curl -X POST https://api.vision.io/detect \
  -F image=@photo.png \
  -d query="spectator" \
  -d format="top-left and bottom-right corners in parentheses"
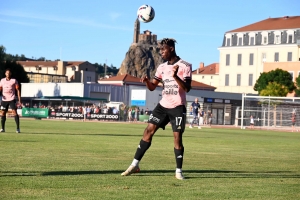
top-left (198, 109), bottom-right (203, 127)
top-left (292, 112), bottom-right (297, 132)
top-left (113, 107), bottom-right (118, 114)
top-left (82, 106), bottom-right (87, 122)
top-left (208, 111), bottom-right (212, 126)
top-left (131, 108), bottom-right (135, 122)
top-left (145, 108), bottom-right (149, 115)
top-left (128, 108), bottom-right (132, 122)
top-left (203, 111), bottom-right (207, 125)
top-left (189, 98), bottom-right (200, 128)
top-left (250, 115), bottom-right (254, 129)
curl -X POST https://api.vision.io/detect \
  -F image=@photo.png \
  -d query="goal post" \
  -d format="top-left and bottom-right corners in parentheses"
top-left (239, 94), bottom-right (300, 130)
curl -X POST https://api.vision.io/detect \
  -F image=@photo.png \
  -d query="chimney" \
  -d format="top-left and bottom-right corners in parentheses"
top-left (196, 69), bottom-right (199, 74)
top-left (199, 62), bottom-right (204, 69)
top-left (215, 63), bottom-right (219, 74)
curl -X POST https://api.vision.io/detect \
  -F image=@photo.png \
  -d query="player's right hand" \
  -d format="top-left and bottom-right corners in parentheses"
top-left (140, 76), bottom-right (149, 83)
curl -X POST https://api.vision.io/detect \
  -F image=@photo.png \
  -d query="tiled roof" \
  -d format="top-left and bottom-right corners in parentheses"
top-left (99, 74), bottom-right (142, 83)
top-left (191, 80), bottom-right (216, 90)
top-left (17, 61), bottom-right (86, 66)
top-left (227, 16), bottom-right (300, 33)
top-left (99, 74), bottom-right (215, 90)
top-left (17, 61), bottom-right (58, 66)
top-left (67, 61), bottom-right (85, 66)
top-left (192, 63), bottom-right (218, 75)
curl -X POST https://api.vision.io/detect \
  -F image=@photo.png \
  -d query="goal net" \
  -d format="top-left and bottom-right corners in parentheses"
top-left (238, 94), bottom-right (300, 130)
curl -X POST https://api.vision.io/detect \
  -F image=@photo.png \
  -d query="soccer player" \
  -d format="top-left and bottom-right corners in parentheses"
top-left (0, 69), bottom-right (21, 133)
top-left (189, 98), bottom-right (200, 128)
top-left (121, 38), bottom-right (192, 180)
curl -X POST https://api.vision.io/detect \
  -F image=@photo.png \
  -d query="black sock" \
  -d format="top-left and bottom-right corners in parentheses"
top-left (134, 139), bottom-right (151, 161)
top-left (14, 115), bottom-right (20, 129)
top-left (1, 116), bottom-right (6, 130)
top-left (174, 147), bottom-right (184, 169)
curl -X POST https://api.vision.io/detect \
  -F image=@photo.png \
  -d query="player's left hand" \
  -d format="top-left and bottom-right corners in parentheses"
top-left (172, 65), bottom-right (179, 77)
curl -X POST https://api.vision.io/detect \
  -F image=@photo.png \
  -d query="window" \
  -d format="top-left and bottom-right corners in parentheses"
top-left (237, 54), bottom-right (242, 66)
top-left (276, 35), bottom-right (280, 43)
top-left (287, 30), bottom-right (295, 43)
top-left (226, 54), bottom-right (230, 66)
top-left (287, 52), bottom-right (292, 61)
top-left (225, 74), bottom-right (229, 86)
top-left (249, 74), bottom-right (253, 86)
top-left (250, 37), bottom-right (254, 45)
top-left (274, 31), bottom-right (281, 44)
top-left (238, 37), bottom-right (242, 46)
top-left (202, 76), bottom-right (204, 79)
top-left (262, 31), bottom-right (268, 45)
top-left (237, 74), bottom-right (241, 86)
top-left (288, 71), bottom-right (294, 81)
top-left (249, 33), bottom-right (256, 45)
top-left (225, 33), bottom-right (232, 47)
top-left (237, 33), bottom-right (243, 46)
top-left (249, 53), bottom-right (254, 65)
top-left (211, 76), bottom-right (213, 79)
top-left (288, 35), bottom-right (293, 43)
top-left (262, 53), bottom-right (266, 62)
top-left (226, 38), bottom-right (231, 46)
top-left (263, 36), bottom-right (267, 44)
top-left (274, 52), bottom-right (279, 62)
top-left (87, 76), bottom-right (91, 82)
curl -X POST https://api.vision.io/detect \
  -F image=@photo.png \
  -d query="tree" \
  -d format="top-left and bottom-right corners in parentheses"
top-left (0, 61), bottom-right (30, 84)
top-left (260, 82), bottom-right (289, 97)
top-left (0, 45), bottom-right (5, 67)
top-left (254, 68), bottom-right (296, 95)
top-left (295, 75), bottom-right (300, 96)
top-left (0, 45), bottom-right (29, 85)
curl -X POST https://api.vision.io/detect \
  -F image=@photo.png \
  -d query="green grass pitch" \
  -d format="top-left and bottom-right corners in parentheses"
top-left (0, 119), bottom-right (299, 200)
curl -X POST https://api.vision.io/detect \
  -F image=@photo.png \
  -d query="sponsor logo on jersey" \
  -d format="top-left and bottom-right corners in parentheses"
top-left (162, 89), bottom-right (178, 95)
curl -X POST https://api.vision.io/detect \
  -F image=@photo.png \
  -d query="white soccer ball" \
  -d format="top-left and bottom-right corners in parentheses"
top-left (137, 5), bottom-right (155, 23)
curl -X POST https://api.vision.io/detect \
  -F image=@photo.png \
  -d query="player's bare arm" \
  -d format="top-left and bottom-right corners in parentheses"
top-left (15, 84), bottom-right (21, 104)
top-left (172, 65), bottom-right (191, 92)
top-left (140, 76), bottom-right (159, 91)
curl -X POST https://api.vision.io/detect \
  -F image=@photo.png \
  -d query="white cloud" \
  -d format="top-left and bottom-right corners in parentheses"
top-left (0, 10), bottom-right (131, 31)
top-left (109, 12), bottom-right (121, 21)
top-left (0, 19), bottom-right (37, 26)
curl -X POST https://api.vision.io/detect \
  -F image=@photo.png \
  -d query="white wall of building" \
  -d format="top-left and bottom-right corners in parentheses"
top-left (21, 83), bottom-right (84, 97)
top-left (217, 44), bottom-right (299, 94)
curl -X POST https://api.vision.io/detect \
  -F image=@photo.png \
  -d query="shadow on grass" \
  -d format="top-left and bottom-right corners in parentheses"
top-left (1, 170), bottom-right (299, 178)
top-left (24, 133), bottom-right (194, 138)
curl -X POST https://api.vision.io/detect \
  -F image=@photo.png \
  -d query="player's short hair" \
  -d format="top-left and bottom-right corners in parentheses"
top-left (160, 38), bottom-right (177, 47)
top-left (5, 68), bottom-right (11, 73)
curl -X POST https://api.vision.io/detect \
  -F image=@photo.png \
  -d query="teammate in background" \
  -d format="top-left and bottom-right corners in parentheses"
top-left (189, 98), bottom-right (200, 128)
top-left (249, 115), bottom-right (254, 129)
top-left (121, 38), bottom-right (192, 180)
top-left (0, 69), bottom-right (21, 133)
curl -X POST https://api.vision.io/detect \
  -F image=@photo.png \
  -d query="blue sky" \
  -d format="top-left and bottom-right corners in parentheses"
top-left (0, 0), bottom-right (299, 70)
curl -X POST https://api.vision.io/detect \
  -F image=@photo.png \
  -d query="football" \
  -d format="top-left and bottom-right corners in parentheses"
top-left (137, 5), bottom-right (155, 23)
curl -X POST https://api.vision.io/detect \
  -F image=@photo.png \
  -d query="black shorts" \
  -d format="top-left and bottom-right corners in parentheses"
top-left (149, 103), bottom-right (186, 133)
top-left (1, 100), bottom-right (16, 111)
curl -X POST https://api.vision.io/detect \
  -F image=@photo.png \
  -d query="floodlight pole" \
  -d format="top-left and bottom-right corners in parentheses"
top-left (241, 93), bottom-right (245, 129)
